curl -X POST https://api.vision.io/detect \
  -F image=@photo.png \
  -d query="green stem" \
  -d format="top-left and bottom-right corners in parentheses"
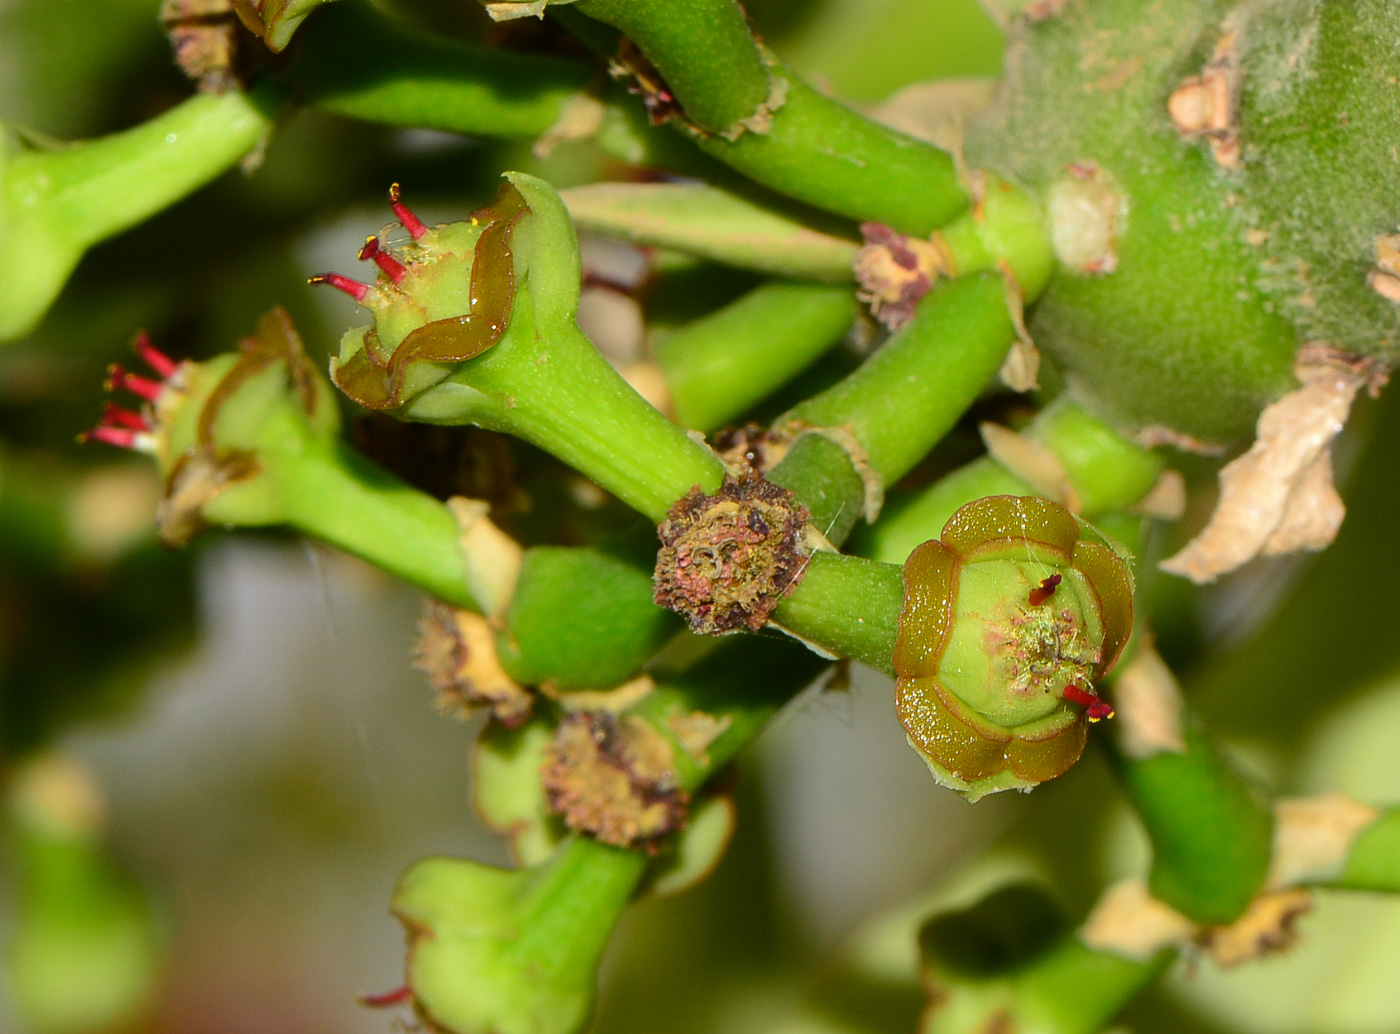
top-left (855, 400), bottom-right (1164, 564)
top-left (781, 273), bottom-right (1013, 486)
top-left (1108, 718), bottom-right (1274, 925)
top-left (655, 281), bottom-right (855, 433)
top-left (416, 294), bottom-right (724, 523)
top-left (293, 1), bottom-right (594, 138)
top-left (770, 552), bottom-right (902, 674)
top-left (574, 0), bottom-right (770, 135)
top-left (2, 89), bottom-right (278, 340)
top-left (273, 441), bottom-right (477, 610)
top-left (1334, 807), bottom-right (1400, 893)
top-left (687, 66), bottom-right (968, 235)
top-left (560, 182), bottom-right (858, 282)
top-left (923, 937), bottom-right (1169, 1034)
top-left (512, 835), bottom-right (649, 984)
top-left (630, 635), bottom-right (830, 790)
top-left (498, 530), bottom-right (681, 692)
top-left (939, 177), bottom-right (1055, 301)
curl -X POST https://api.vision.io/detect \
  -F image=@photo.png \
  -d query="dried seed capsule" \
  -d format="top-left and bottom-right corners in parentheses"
top-left (894, 495), bottom-right (1134, 800)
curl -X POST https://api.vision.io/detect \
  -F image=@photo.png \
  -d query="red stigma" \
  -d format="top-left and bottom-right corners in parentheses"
top-left (358, 236), bottom-right (408, 284)
top-left (1028, 573), bottom-right (1062, 606)
top-left (79, 425), bottom-right (149, 451)
top-left (1062, 684), bottom-right (1114, 722)
top-left (308, 272), bottom-right (370, 302)
top-left (132, 330), bottom-right (179, 379)
top-left (388, 182), bottom-right (428, 240)
top-left (358, 986), bottom-right (414, 1008)
top-left (100, 402), bottom-right (150, 431)
top-left (105, 364), bottom-right (164, 403)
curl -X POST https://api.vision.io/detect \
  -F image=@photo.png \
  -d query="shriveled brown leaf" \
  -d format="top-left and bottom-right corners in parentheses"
top-left (1161, 350), bottom-right (1378, 583)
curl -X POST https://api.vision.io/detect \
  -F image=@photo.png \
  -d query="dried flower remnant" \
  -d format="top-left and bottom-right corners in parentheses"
top-left (415, 601), bottom-right (533, 728)
top-left (541, 711), bottom-right (689, 850)
top-left (853, 221), bottom-right (950, 331)
top-left (1161, 346), bottom-right (1385, 583)
top-left (894, 496), bottom-right (1134, 800)
top-left (1202, 888), bottom-right (1313, 967)
top-left (654, 474), bottom-right (809, 635)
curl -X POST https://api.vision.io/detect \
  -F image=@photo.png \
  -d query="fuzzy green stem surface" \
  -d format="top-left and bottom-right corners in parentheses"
top-left (656, 281), bottom-right (855, 433)
top-left (574, 0), bottom-right (770, 135)
top-left (2, 89), bottom-right (277, 340)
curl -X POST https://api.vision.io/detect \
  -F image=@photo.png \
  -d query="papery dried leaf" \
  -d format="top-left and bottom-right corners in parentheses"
top-left (1161, 352), bottom-right (1374, 583)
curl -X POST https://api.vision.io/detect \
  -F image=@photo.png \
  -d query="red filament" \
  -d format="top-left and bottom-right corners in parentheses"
top-left (358, 986), bottom-right (414, 1008)
top-left (100, 402), bottom-right (150, 431)
top-left (79, 425), bottom-right (146, 450)
top-left (308, 272), bottom-right (370, 302)
top-left (132, 331), bottom-right (179, 379)
top-left (388, 182), bottom-right (428, 240)
top-left (358, 236), bottom-right (407, 284)
top-left (1062, 683), bottom-right (1114, 721)
top-left (106, 364), bottom-right (164, 403)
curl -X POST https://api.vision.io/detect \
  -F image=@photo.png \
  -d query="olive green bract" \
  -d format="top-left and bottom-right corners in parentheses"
top-left (894, 496), bottom-right (1134, 801)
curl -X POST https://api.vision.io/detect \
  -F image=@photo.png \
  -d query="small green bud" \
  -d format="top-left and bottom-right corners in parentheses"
top-left (894, 495), bottom-right (1133, 801)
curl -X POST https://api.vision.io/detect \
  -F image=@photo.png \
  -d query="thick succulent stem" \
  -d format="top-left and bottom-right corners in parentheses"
top-left (655, 281), bottom-right (855, 433)
top-left (781, 273), bottom-right (1014, 486)
top-left (2, 89), bottom-right (278, 340)
top-left (1108, 718), bottom-right (1274, 926)
top-left (573, 0), bottom-right (771, 136)
top-left (294, 1), bottom-right (594, 138)
top-left (272, 442), bottom-right (479, 610)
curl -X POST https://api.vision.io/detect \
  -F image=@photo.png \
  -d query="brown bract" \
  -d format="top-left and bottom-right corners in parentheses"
top-left (653, 474), bottom-right (809, 635)
top-left (541, 712), bottom-right (688, 850)
top-left (414, 601), bottom-right (533, 728)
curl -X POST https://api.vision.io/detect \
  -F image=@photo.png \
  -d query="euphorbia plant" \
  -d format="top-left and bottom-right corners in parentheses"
top-left (7, 1), bottom-right (1400, 1033)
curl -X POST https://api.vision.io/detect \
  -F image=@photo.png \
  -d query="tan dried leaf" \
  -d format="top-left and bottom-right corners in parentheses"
top-left (447, 496), bottom-right (522, 621)
top-left (1160, 352), bottom-right (1372, 583)
top-left (1081, 879), bottom-right (1198, 961)
top-left (1203, 888), bottom-right (1313, 967)
top-left (1268, 792), bottom-right (1380, 889)
top-left (668, 710), bottom-right (733, 767)
top-left (1113, 645), bottom-right (1186, 759)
